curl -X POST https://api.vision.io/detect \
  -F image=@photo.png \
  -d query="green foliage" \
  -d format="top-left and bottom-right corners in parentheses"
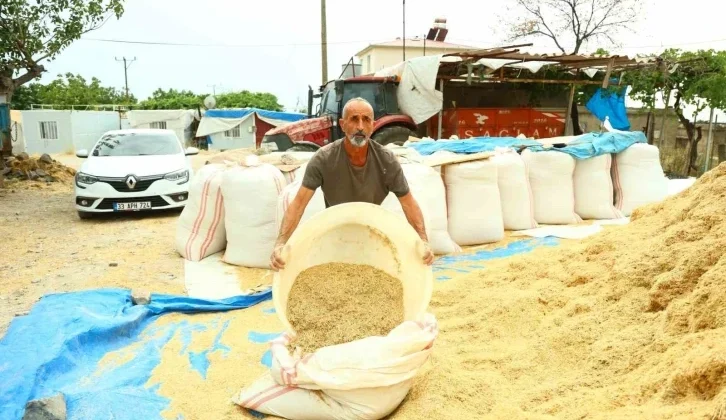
top-left (626, 49), bottom-right (726, 117)
top-left (138, 89), bottom-right (206, 110)
top-left (0, 0), bottom-right (125, 91)
top-left (10, 73), bottom-right (131, 109)
top-left (215, 91), bottom-right (283, 111)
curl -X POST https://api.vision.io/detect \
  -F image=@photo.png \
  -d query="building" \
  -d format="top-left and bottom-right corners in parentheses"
top-left (355, 18), bottom-right (475, 74)
top-left (196, 109), bottom-right (306, 151)
top-left (10, 110), bottom-right (120, 155)
top-left (127, 110), bottom-right (200, 146)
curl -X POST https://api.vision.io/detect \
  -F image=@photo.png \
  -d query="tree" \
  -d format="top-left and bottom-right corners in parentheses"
top-left (138, 88), bottom-right (205, 110)
top-left (10, 73), bottom-right (131, 109)
top-left (0, 0), bottom-right (125, 150)
top-left (504, 0), bottom-right (643, 134)
top-left (627, 49), bottom-right (726, 176)
top-left (216, 91), bottom-right (283, 111)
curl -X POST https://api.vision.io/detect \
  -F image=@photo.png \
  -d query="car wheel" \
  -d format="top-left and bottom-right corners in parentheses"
top-left (78, 211), bottom-right (93, 220)
top-left (372, 126), bottom-right (414, 146)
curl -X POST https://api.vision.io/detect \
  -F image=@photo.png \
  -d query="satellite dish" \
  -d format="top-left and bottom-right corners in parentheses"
top-left (204, 95), bottom-right (217, 109)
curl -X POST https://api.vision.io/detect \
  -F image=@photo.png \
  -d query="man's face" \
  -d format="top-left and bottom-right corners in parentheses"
top-left (340, 101), bottom-right (374, 148)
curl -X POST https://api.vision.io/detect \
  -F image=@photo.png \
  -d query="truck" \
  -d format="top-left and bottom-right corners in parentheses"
top-left (261, 76), bottom-right (419, 152)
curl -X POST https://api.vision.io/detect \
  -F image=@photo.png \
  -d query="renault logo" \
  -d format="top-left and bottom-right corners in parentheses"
top-left (125, 175), bottom-right (137, 190)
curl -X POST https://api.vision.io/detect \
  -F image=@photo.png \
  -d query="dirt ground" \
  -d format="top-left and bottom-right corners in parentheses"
top-left (0, 152), bottom-right (216, 338)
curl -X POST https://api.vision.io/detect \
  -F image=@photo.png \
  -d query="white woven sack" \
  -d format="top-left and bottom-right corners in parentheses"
top-left (444, 159), bottom-right (504, 246)
top-left (380, 163), bottom-right (460, 254)
top-left (222, 163), bottom-right (287, 268)
top-left (522, 149), bottom-right (582, 225)
top-left (175, 164), bottom-right (226, 261)
top-left (235, 314), bottom-right (438, 420)
top-left (612, 143), bottom-right (668, 217)
top-left (490, 151), bottom-right (538, 230)
top-left (276, 180), bottom-right (326, 231)
top-left (574, 154), bottom-right (624, 220)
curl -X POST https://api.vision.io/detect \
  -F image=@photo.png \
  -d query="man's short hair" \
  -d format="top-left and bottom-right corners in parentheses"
top-left (342, 97), bottom-right (373, 119)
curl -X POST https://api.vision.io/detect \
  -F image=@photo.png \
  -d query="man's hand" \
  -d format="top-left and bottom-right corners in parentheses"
top-left (270, 244), bottom-right (286, 271)
top-left (422, 242), bottom-right (434, 266)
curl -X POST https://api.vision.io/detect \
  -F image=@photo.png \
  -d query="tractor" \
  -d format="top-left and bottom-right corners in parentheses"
top-left (261, 76), bottom-right (418, 152)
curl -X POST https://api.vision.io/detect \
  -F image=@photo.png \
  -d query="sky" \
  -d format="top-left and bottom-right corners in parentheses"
top-left (39, 0), bottom-right (726, 118)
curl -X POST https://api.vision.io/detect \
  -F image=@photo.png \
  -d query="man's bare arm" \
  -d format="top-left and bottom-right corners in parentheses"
top-left (270, 186), bottom-right (315, 270)
top-left (398, 192), bottom-right (434, 265)
top-left (398, 192), bottom-right (428, 242)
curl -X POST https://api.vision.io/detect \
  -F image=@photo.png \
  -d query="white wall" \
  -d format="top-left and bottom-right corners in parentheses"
top-left (21, 111), bottom-right (74, 155)
top-left (10, 110), bottom-right (25, 154)
top-left (207, 117), bottom-right (256, 151)
top-left (360, 46), bottom-right (469, 73)
top-left (70, 111), bottom-right (120, 151)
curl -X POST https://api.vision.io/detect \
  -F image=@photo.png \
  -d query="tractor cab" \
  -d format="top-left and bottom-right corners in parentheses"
top-left (262, 77), bottom-right (417, 152)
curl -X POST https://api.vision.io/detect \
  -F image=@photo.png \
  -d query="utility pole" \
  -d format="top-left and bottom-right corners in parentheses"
top-left (321, 0), bottom-right (328, 85)
top-left (115, 57), bottom-right (136, 102)
top-left (402, 0), bottom-right (406, 61)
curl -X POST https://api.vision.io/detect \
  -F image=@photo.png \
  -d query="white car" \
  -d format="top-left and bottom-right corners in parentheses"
top-left (74, 129), bottom-right (198, 219)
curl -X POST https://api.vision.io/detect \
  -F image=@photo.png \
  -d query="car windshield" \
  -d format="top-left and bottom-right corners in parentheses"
top-left (92, 133), bottom-right (181, 157)
top-left (342, 82), bottom-right (399, 119)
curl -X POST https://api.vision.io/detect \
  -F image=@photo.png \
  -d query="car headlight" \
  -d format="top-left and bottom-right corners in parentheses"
top-left (164, 169), bottom-right (189, 184)
top-left (76, 172), bottom-right (99, 185)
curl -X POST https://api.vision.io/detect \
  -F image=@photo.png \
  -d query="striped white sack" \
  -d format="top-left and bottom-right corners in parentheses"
top-left (175, 164), bottom-right (226, 261)
top-left (235, 314), bottom-right (438, 420)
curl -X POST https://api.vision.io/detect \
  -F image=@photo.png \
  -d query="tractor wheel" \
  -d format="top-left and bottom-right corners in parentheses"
top-left (372, 126), bottom-right (414, 146)
top-left (289, 143), bottom-right (320, 152)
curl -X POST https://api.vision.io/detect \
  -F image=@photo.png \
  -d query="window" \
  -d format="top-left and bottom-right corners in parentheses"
top-left (366, 55), bottom-right (371, 73)
top-left (92, 132), bottom-right (181, 157)
top-left (149, 121), bottom-right (167, 129)
top-left (224, 125), bottom-right (242, 138)
top-left (39, 121), bottom-right (58, 140)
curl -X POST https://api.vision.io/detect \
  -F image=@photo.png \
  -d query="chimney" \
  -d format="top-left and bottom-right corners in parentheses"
top-left (427, 17), bottom-right (448, 42)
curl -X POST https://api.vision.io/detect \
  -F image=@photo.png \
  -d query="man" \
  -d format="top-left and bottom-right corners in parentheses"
top-left (270, 97), bottom-right (434, 271)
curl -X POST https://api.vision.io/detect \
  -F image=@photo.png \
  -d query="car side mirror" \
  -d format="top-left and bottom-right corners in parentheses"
top-left (76, 149), bottom-right (89, 158)
top-left (185, 147), bottom-right (200, 156)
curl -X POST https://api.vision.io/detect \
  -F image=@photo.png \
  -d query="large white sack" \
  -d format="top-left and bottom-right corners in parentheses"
top-left (444, 159), bottom-right (504, 246)
top-left (175, 164), bottom-right (226, 261)
top-left (490, 151), bottom-right (538, 231)
top-left (522, 149), bottom-right (582, 225)
top-left (612, 143), bottom-right (668, 217)
top-left (277, 180), bottom-right (326, 231)
top-left (235, 314), bottom-right (438, 420)
top-left (574, 154), bottom-right (624, 220)
top-left (381, 163), bottom-right (460, 255)
top-left (222, 163), bottom-right (287, 268)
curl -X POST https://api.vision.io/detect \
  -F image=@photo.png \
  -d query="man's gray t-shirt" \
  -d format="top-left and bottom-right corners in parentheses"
top-left (301, 139), bottom-right (410, 207)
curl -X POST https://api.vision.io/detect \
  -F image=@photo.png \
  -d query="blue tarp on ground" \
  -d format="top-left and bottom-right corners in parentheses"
top-left (204, 108), bottom-right (306, 123)
top-left (407, 130), bottom-right (646, 160)
top-left (0, 289), bottom-right (271, 420)
top-left (586, 88), bottom-right (631, 131)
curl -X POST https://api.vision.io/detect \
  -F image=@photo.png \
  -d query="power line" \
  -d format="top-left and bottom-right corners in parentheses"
top-left (82, 37), bottom-right (387, 48)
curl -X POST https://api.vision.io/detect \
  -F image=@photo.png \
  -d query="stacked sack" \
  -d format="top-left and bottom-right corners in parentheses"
top-left (612, 143), bottom-right (668, 217)
top-left (222, 161), bottom-right (288, 268)
top-left (443, 158), bottom-right (505, 246)
top-left (381, 163), bottom-right (460, 254)
top-left (522, 149), bottom-right (582, 225)
top-left (175, 164), bottom-right (227, 261)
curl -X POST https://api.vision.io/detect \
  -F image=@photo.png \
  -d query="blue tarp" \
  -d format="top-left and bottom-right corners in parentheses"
top-left (407, 130), bottom-right (646, 160)
top-left (586, 88), bottom-right (631, 131)
top-left (204, 108), bottom-right (306, 123)
top-left (0, 288), bottom-right (271, 420)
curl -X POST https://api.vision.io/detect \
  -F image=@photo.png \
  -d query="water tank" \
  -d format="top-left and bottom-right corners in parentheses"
top-left (341, 63), bottom-right (363, 79)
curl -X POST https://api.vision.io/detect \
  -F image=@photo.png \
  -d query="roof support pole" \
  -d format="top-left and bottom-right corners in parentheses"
top-left (437, 79), bottom-right (444, 139)
top-left (564, 83), bottom-right (576, 136)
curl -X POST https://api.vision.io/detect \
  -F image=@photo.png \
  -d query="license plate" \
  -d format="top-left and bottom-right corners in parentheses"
top-left (113, 202), bottom-right (152, 211)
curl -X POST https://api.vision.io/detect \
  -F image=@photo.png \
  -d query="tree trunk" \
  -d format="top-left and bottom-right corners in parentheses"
top-left (673, 95), bottom-right (701, 177)
top-left (1, 88), bottom-right (14, 157)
